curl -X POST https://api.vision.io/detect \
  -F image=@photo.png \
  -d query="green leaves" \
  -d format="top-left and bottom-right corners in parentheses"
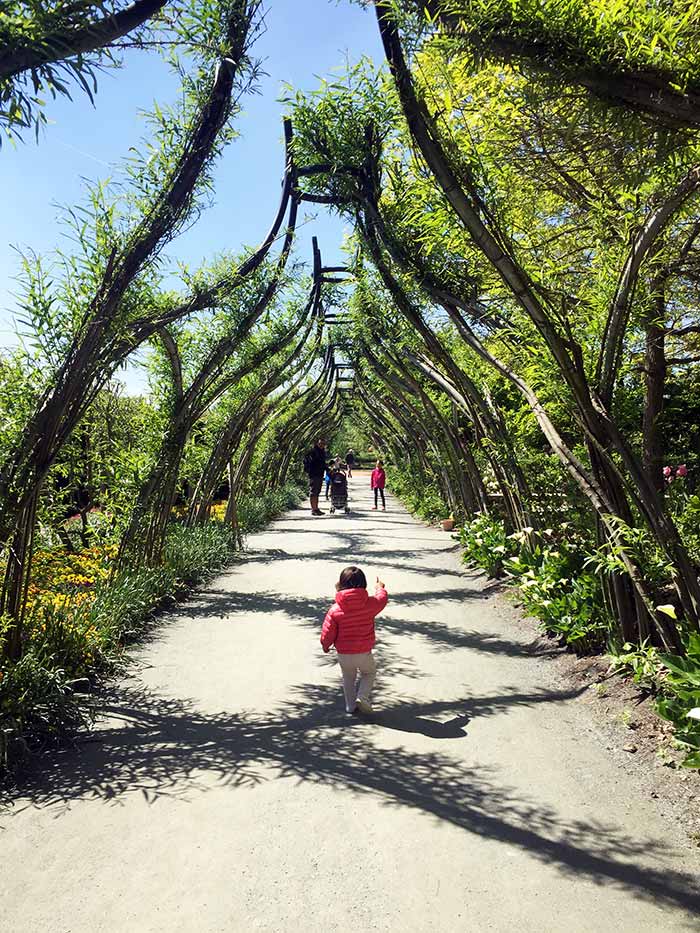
top-left (0, 1), bottom-right (258, 145)
top-left (657, 632), bottom-right (700, 767)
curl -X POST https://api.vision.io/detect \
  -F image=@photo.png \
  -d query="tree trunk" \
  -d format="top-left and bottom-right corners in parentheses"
top-left (643, 295), bottom-right (667, 498)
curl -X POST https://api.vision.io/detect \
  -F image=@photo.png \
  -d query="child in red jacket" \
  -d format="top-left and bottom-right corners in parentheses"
top-left (320, 566), bottom-right (388, 715)
top-left (371, 460), bottom-right (386, 511)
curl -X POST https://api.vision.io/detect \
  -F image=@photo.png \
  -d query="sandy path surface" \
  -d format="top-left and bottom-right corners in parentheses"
top-left (2, 473), bottom-right (699, 932)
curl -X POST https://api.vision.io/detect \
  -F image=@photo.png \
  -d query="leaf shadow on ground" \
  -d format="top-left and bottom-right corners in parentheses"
top-left (4, 681), bottom-right (698, 920)
top-left (243, 547), bottom-right (477, 580)
top-left (165, 586), bottom-right (551, 660)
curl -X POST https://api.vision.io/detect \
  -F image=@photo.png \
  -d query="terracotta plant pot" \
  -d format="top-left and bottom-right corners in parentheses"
top-left (441, 518), bottom-right (455, 532)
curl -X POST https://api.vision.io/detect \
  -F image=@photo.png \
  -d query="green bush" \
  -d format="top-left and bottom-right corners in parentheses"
top-left (387, 468), bottom-right (448, 522)
top-left (458, 512), bottom-right (515, 577)
top-left (607, 640), bottom-right (661, 691)
top-left (657, 633), bottom-right (700, 769)
top-left (675, 494), bottom-right (700, 565)
top-left (506, 537), bottom-right (610, 653)
top-left (0, 649), bottom-right (90, 772)
top-left (165, 524), bottom-right (236, 585)
top-left (25, 566), bottom-right (179, 681)
top-left (456, 515), bottom-right (610, 653)
top-left (229, 483), bottom-right (304, 536)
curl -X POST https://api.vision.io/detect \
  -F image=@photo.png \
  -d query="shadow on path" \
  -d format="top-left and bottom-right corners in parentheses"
top-left (168, 587), bottom-right (547, 660)
top-left (5, 682), bottom-right (698, 920)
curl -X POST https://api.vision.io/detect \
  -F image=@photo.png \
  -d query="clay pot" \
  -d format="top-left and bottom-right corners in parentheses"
top-left (441, 518), bottom-right (455, 532)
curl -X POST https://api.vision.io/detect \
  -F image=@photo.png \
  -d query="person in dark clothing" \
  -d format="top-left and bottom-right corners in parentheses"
top-left (345, 448), bottom-right (355, 478)
top-left (304, 437), bottom-right (328, 516)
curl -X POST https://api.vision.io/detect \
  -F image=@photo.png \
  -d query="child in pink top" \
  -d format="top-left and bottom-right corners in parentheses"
top-left (371, 460), bottom-right (386, 511)
top-left (321, 565), bottom-right (388, 714)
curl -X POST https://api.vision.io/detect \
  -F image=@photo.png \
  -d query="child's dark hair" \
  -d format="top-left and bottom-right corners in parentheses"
top-left (338, 566), bottom-right (367, 590)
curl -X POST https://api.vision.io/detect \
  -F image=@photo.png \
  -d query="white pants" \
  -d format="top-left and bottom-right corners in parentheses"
top-left (337, 652), bottom-right (376, 711)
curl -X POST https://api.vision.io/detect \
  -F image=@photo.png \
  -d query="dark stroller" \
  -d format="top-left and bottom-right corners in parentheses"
top-left (329, 470), bottom-right (349, 513)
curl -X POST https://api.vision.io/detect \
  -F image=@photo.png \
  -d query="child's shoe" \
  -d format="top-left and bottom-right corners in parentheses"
top-left (382, 506), bottom-right (386, 511)
top-left (356, 697), bottom-right (373, 715)
top-left (345, 703), bottom-right (358, 715)
top-left (371, 506), bottom-right (377, 510)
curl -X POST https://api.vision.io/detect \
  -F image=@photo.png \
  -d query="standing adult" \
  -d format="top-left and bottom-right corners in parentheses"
top-left (345, 448), bottom-right (355, 478)
top-left (304, 437), bottom-right (328, 516)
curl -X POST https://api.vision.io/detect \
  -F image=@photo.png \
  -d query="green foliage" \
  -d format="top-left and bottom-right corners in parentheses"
top-left (235, 483), bottom-right (304, 536)
top-left (165, 522), bottom-right (236, 584)
top-left (506, 536), bottom-right (610, 653)
top-left (674, 493), bottom-right (700, 565)
top-left (0, 646), bottom-right (90, 772)
top-left (0, 0), bottom-right (253, 144)
top-left (458, 512), bottom-right (514, 577)
top-left (455, 514), bottom-right (610, 652)
top-left (433, 0), bottom-right (700, 88)
top-left (609, 640), bottom-right (661, 690)
top-left (657, 633), bottom-right (700, 768)
top-left (329, 419), bottom-right (371, 465)
top-left (387, 466), bottom-right (447, 522)
top-left (583, 516), bottom-right (673, 588)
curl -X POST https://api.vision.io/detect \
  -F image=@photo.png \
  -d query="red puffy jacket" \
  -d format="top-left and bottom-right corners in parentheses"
top-left (371, 467), bottom-right (386, 490)
top-left (320, 586), bottom-right (388, 654)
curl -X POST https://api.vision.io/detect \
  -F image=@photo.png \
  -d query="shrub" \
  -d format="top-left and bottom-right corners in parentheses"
top-left (506, 538), bottom-right (610, 654)
top-left (608, 640), bottom-right (661, 691)
top-left (458, 512), bottom-right (515, 577)
top-left (656, 633), bottom-right (700, 769)
top-left (0, 647), bottom-right (90, 772)
top-left (675, 494), bottom-right (700, 565)
top-left (165, 524), bottom-right (236, 585)
top-left (209, 483), bottom-right (303, 536)
top-left (387, 468), bottom-right (447, 522)
top-left (457, 516), bottom-right (610, 653)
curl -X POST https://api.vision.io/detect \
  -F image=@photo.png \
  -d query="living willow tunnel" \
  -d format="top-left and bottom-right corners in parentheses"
top-left (2, 0), bottom-right (700, 775)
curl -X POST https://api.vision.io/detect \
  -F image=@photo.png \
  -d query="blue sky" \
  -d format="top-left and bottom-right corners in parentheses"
top-left (0, 1), bottom-right (384, 389)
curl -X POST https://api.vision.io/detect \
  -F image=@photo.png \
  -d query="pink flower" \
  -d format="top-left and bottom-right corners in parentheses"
top-left (676, 464), bottom-right (688, 478)
top-left (663, 466), bottom-right (672, 477)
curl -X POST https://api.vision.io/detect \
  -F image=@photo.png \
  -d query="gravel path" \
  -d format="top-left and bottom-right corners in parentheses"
top-left (2, 473), bottom-right (699, 932)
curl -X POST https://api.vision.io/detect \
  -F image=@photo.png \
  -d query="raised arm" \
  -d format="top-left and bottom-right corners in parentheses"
top-left (369, 580), bottom-right (388, 615)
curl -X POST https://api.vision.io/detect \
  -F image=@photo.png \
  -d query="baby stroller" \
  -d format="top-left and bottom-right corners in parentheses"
top-left (329, 470), bottom-right (350, 513)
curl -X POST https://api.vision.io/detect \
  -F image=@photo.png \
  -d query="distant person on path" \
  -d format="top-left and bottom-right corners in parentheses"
top-left (321, 566), bottom-right (388, 715)
top-left (324, 463), bottom-right (332, 499)
top-left (345, 448), bottom-right (355, 478)
top-left (303, 437), bottom-right (328, 516)
top-left (371, 460), bottom-right (386, 511)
